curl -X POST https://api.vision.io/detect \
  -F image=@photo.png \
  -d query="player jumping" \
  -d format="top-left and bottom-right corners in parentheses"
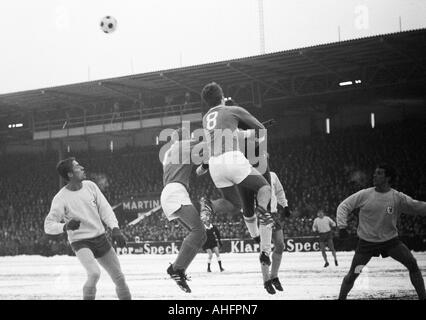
top-left (200, 82), bottom-right (274, 287)
top-left (337, 163), bottom-right (426, 300)
top-left (44, 157), bottom-right (131, 300)
top-left (160, 129), bottom-right (208, 293)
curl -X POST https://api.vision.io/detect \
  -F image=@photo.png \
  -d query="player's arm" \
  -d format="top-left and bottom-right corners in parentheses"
top-left (398, 192), bottom-right (426, 216)
top-left (92, 182), bottom-right (119, 229)
top-left (272, 173), bottom-right (291, 218)
top-left (312, 219), bottom-right (318, 233)
top-left (336, 189), bottom-right (365, 229)
top-left (232, 106), bottom-right (265, 130)
top-left (44, 196), bottom-right (78, 234)
top-left (273, 173), bottom-right (289, 208)
top-left (92, 182), bottom-right (126, 246)
top-left (329, 217), bottom-right (337, 228)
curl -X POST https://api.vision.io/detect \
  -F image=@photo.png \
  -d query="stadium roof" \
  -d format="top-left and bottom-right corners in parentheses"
top-left (1, 28), bottom-right (426, 117)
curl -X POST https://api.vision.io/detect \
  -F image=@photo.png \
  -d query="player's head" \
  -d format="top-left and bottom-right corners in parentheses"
top-left (224, 98), bottom-right (235, 106)
top-left (56, 157), bottom-right (86, 182)
top-left (201, 82), bottom-right (224, 109)
top-left (317, 209), bottom-right (325, 218)
top-left (374, 163), bottom-right (396, 187)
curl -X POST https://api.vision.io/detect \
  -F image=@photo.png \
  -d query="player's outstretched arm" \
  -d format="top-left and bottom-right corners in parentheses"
top-left (398, 192), bottom-right (426, 216)
top-left (233, 106), bottom-right (265, 130)
top-left (92, 181), bottom-right (120, 230)
top-left (336, 190), bottom-right (365, 229)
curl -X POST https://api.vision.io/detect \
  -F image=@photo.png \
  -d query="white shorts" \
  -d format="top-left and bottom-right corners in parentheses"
top-left (160, 182), bottom-right (193, 221)
top-left (208, 151), bottom-right (252, 188)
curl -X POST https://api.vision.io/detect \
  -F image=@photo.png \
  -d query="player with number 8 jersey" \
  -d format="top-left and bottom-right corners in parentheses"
top-left (200, 82), bottom-right (275, 292)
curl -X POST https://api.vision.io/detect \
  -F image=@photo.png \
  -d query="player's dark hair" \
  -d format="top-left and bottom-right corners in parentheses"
top-left (201, 82), bottom-right (224, 108)
top-left (377, 163), bottom-right (397, 184)
top-left (56, 157), bottom-right (75, 181)
top-left (224, 98), bottom-right (235, 106)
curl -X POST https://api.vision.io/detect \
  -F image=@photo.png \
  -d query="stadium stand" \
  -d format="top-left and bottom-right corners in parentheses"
top-left (1, 118), bottom-right (425, 256)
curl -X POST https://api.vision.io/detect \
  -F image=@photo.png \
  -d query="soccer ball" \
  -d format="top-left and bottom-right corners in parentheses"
top-left (100, 16), bottom-right (117, 34)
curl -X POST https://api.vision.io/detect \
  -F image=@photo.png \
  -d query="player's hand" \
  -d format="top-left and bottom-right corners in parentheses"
top-left (63, 219), bottom-right (81, 232)
top-left (196, 163), bottom-right (209, 176)
top-left (112, 228), bottom-right (127, 248)
top-left (283, 206), bottom-right (291, 218)
top-left (339, 228), bottom-right (349, 239)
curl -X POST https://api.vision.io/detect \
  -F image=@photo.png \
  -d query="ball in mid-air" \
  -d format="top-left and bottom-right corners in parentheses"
top-left (100, 16), bottom-right (117, 34)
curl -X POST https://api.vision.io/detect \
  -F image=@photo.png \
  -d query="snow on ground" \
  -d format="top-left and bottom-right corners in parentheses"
top-left (0, 251), bottom-right (424, 300)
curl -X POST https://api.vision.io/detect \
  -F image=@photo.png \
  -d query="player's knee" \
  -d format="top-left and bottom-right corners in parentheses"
top-left (113, 272), bottom-right (126, 286)
top-left (258, 185), bottom-right (271, 198)
top-left (87, 270), bottom-right (101, 284)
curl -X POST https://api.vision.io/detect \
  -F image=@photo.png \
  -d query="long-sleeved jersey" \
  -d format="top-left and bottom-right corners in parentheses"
top-left (205, 224), bottom-right (222, 247)
top-left (337, 187), bottom-right (426, 242)
top-left (202, 105), bottom-right (264, 157)
top-left (162, 139), bottom-right (203, 190)
top-left (270, 171), bottom-right (288, 213)
top-left (44, 180), bottom-right (119, 243)
top-left (313, 216), bottom-right (336, 233)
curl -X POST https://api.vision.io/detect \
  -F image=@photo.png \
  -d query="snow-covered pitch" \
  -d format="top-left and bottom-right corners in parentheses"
top-left (0, 251), bottom-right (424, 300)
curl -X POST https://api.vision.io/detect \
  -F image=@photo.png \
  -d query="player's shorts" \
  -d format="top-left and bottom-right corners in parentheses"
top-left (271, 211), bottom-right (283, 231)
top-left (161, 182), bottom-right (193, 221)
top-left (202, 239), bottom-right (219, 251)
top-left (70, 233), bottom-right (111, 259)
top-left (318, 231), bottom-right (333, 243)
top-left (208, 151), bottom-right (251, 188)
top-left (355, 237), bottom-right (402, 258)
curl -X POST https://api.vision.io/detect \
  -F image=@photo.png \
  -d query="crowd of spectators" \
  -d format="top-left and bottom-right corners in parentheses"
top-left (0, 118), bottom-right (425, 256)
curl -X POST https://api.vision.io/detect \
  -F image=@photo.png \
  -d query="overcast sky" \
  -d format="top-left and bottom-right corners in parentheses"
top-left (0, 0), bottom-right (425, 94)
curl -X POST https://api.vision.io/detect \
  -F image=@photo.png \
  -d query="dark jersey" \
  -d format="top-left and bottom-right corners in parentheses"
top-left (162, 140), bottom-right (200, 190)
top-left (202, 105), bottom-right (264, 157)
top-left (203, 224), bottom-right (222, 249)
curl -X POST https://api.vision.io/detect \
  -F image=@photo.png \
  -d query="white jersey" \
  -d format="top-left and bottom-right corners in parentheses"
top-left (44, 180), bottom-right (119, 243)
top-left (312, 216), bottom-right (336, 233)
top-left (270, 171), bottom-right (288, 213)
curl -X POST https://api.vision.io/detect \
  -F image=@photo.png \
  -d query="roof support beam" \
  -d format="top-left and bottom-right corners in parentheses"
top-left (227, 62), bottom-right (288, 95)
top-left (98, 82), bottom-right (143, 104)
top-left (159, 73), bottom-right (201, 97)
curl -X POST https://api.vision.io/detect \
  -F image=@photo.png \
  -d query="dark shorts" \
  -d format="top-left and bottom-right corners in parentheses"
top-left (355, 237), bottom-right (402, 258)
top-left (70, 234), bottom-right (112, 259)
top-left (319, 231), bottom-right (333, 243)
top-left (203, 240), bottom-right (219, 251)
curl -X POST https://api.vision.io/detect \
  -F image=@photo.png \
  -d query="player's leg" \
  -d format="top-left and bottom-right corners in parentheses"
top-left (237, 185), bottom-right (259, 240)
top-left (206, 249), bottom-right (213, 272)
top-left (319, 241), bottom-right (329, 267)
top-left (173, 205), bottom-right (207, 271)
top-left (97, 248), bottom-right (132, 300)
top-left (387, 242), bottom-right (426, 300)
top-left (239, 168), bottom-right (271, 215)
top-left (213, 246), bottom-right (224, 271)
top-left (328, 238), bottom-right (338, 266)
top-left (270, 228), bottom-right (284, 291)
top-left (75, 248), bottom-right (101, 300)
top-left (338, 252), bottom-right (372, 299)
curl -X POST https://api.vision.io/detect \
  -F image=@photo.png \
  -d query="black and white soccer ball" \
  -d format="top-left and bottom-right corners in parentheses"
top-left (100, 16), bottom-right (117, 34)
